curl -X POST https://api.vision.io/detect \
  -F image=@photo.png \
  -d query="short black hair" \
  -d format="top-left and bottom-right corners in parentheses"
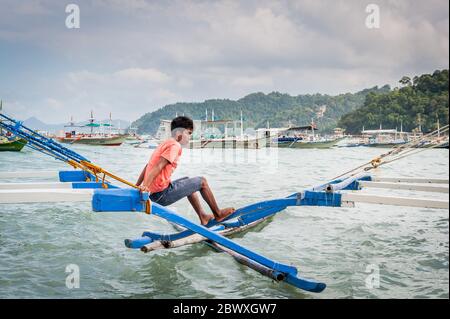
top-left (171, 116), bottom-right (194, 132)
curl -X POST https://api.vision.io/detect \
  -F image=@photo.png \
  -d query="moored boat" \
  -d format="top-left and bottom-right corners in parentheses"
top-left (156, 116), bottom-right (269, 149)
top-left (57, 112), bottom-right (125, 146)
top-left (189, 136), bottom-right (267, 149)
top-left (0, 101), bottom-right (28, 151)
top-left (273, 125), bottom-right (343, 149)
top-left (275, 136), bottom-right (344, 149)
top-left (359, 122), bottom-right (428, 148)
top-left (124, 126), bottom-right (145, 145)
top-left (57, 134), bottom-right (126, 146)
top-left (0, 136), bottom-right (27, 152)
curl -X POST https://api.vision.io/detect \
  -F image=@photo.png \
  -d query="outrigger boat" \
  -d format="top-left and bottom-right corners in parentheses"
top-left (0, 136), bottom-right (27, 152)
top-left (156, 115), bottom-right (269, 149)
top-left (0, 112), bottom-right (449, 294)
top-left (57, 112), bottom-right (126, 146)
top-left (0, 101), bottom-right (28, 152)
top-left (273, 125), bottom-right (344, 149)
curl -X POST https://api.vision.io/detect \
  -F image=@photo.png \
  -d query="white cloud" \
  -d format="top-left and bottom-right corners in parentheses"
top-left (45, 98), bottom-right (64, 111)
top-left (177, 77), bottom-right (193, 88)
top-left (14, 1), bottom-right (51, 15)
top-left (1, 100), bottom-right (37, 121)
top-left (67, 68), bottom-right (170, 89)
top-left (154, 88), bottom-right (180, 100)
top-left (114, 68), bottom-right (170, 83)
top-left (231, 75), bottom-right (274, 87)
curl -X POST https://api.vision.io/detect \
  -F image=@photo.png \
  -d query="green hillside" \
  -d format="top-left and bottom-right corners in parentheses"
top-left (339, 70), bottom-right (449, 134)
top-left (132, 86), bottom-right (391, 134)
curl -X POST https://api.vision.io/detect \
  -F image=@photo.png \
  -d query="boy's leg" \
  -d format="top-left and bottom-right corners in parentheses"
top-left (198, 177), bottom-right (235, 221)
top-left (187, 192), bottom-right (214, 225)
top-left (154, 177), bottom-right (203, 207)
top-left (156, 176), bottom-right (234, 223)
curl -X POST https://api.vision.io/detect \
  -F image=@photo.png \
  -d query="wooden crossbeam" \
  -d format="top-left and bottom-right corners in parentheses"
top-left (341, 193), bottom-right (449, 209)
top-left (0, 171), bottom-right (59, 179)
top-left (0, 189), bottom-right (93, 204)
top-left (0, 182), bottom-right (73, 190)
top-left (359, 181), bottom-right (449, 193)
top-left (372, 177), bottom-right (449, 184)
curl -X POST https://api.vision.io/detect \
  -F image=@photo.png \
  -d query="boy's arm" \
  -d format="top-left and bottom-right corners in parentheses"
top-left (136, 164), bottom-right (147, 186)
top-left (140, 157), bottom-right (170, 191)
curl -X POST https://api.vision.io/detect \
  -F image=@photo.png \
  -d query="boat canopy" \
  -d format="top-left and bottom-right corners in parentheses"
top-left (362, 129), bottom-right (399, 134)
top-left (287, 125), bottom-right (318, 131)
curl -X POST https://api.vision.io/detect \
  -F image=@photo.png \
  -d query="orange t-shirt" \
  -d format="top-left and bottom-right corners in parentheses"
top-left (143, 138), bottom-right (182, 193)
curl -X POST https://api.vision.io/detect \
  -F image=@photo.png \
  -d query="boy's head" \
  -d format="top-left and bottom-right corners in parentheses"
top-left (171, 116), bottom-right (194, 145)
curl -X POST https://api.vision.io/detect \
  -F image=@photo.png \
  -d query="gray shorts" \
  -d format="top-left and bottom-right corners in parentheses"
top-left (149, 176), bottom-right (203, 206)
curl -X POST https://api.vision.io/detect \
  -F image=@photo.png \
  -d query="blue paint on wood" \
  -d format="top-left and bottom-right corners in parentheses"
top-left (92, 189), bottom-right (148, 212)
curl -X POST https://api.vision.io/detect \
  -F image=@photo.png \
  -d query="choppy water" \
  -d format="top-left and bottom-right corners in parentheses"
top-left (0, 144), bottom-right (448, 299)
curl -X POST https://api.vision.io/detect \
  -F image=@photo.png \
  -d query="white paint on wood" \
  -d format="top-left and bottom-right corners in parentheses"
top-left (0, 171), bottom-right (59, 179)
top-left (372, 177), bottom-right (449, 184)
top-left (341, 193), bottom-right (449, 209)
top-left (0, 189), bottom-right (93, 204)
top-left (359, 181), bottom-right (449, 193)
top-left (0, 182), bottom-right (72, 190)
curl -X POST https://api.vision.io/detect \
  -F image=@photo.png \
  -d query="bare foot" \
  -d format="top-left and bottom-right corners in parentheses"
top-left (215, 207), bottom-right (236, 222)
top-left (200, 214), bottom-right (214, 226)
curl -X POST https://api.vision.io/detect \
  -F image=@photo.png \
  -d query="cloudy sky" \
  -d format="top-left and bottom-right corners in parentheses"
top-left (0, 0), bottom-right (448, 123)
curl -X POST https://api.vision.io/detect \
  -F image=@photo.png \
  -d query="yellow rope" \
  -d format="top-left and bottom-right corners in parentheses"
top-left (79, 161), bottom-right (139, 189)
top-left (68, 160), bottom-right (152, 210)
top-left (145, 200), bottom-right (152, 215)
top-left (332, 125), bottom-right (449, 180)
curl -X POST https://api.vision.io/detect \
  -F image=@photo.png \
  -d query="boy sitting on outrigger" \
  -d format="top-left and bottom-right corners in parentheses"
top-left (136, 116), bottom-right (235, 225)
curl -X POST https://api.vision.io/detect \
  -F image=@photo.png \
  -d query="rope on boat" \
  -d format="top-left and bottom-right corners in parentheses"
top-left (332, 125), bottom-right (449, 181)
top-left (77, 161), bottom-right (139, 189)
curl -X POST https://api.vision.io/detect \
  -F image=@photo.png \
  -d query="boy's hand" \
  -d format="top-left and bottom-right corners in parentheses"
top-left (138, 185), bottom-right (148, 192)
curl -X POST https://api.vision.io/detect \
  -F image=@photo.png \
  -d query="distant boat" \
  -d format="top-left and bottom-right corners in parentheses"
top-left (0, 136), bottom-right (27, 152)
top-left (123, 126), bottom-right (145, 145)
top-left (411, 120), bottom-right (449, 149)
top-left (56, 112), bottom-right (125, 146)
top-left (437, 141), bottom-right (449, 149)
top-left (189, 136), bottom-right (266, 149)
top-left (57, 134), bottom-right (126, 146)
top-left (337, 136), bottom-right (367, 148)
top-left (125, 138), bottom-right (143, 145)
top-left (414, 136), bottom-right (449, 149)
top-left (1, 99), bottom-right (28, 151)
top-left (361, 128), bottom-right (409, 148)
top-left (272, 125), bottom-right (344, 149)
top-left (134, 140), bottom-right (159, 149)
top-left (155, 117), bottom-right (269, 149)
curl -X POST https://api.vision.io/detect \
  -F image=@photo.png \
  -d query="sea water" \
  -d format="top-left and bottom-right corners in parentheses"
top-left (0, 145), bottom-right (448, 299)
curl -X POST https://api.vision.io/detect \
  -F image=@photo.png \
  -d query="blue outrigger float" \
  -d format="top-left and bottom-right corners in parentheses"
top-left (1, 113), bottom-right (448, 294)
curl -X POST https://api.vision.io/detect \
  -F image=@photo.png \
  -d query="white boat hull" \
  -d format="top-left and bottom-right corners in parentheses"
top-left (189, 137), bottom-right (269, 149)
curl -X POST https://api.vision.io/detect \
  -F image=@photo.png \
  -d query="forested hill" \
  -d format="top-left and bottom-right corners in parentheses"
top-left (132, 86), bottom-right (390, 134)
top-left (339, 70), bottom-right (449, 134)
